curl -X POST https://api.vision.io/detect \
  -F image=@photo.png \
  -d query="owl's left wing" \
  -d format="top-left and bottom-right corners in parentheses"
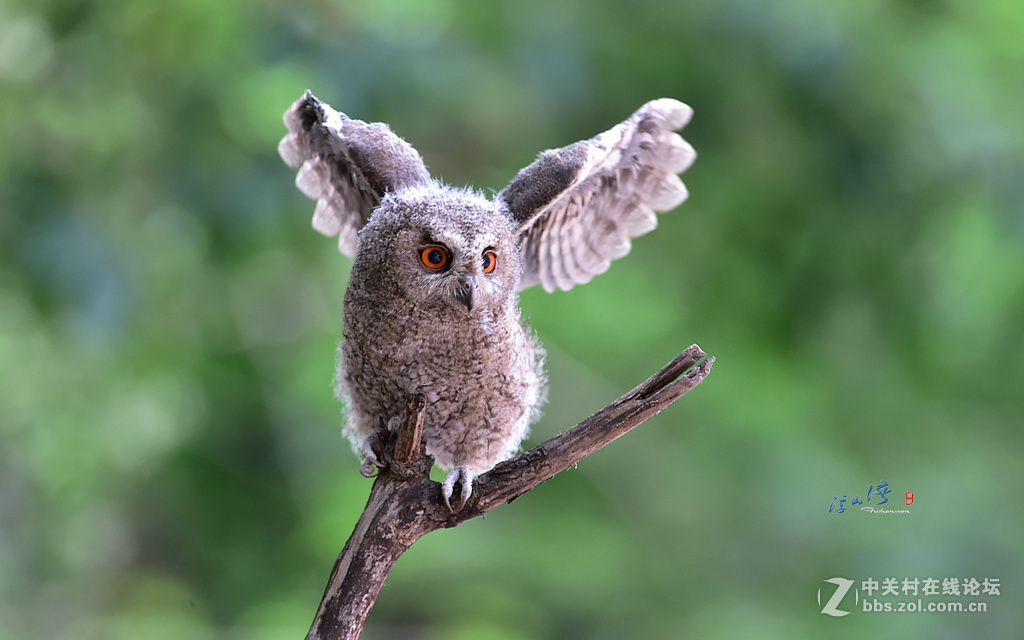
top-left (278, 91), bottom-right (431, 257)
top-left (499, 99), bottom-right (696, 292)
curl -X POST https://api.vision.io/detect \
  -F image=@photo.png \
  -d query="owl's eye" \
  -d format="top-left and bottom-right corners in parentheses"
top-left (482, 249), bottom-right (497, 274)
top-left (420, 245), bottom-right (450, 270)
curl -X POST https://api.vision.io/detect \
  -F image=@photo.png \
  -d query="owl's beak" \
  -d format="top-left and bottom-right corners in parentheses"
top-left (454, 275), bottom-right (476, 311)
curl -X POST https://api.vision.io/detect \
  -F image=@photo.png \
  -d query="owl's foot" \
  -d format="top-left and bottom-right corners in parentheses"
top-left (359, 417), bottom-right (405, 477)
top-left (441, 466), bottom-right (476, 512)
top-left (359, 434), bottom-right (382, 478)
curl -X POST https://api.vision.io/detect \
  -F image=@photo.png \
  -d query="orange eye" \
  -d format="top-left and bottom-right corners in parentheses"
top-left (420, 245), bottom-right (449, 270)
top-left (482, 250), bottom-right (497, 274)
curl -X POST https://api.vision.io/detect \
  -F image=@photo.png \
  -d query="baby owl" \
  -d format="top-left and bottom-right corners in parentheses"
top-left (279, 91), bottom-right (695, 510)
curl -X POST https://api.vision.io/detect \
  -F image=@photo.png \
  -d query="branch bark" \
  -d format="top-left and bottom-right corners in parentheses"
top-left (306, 344), bottom-right (714, 640)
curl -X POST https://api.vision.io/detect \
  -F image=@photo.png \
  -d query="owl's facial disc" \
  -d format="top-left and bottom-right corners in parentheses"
top-left (412, 232), bottom-right (505, 314)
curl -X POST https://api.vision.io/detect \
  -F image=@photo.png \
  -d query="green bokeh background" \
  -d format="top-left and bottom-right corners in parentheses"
top-left (2, 0), bottom-right (1022, 638)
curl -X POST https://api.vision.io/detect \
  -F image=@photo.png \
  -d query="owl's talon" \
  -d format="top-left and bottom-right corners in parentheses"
top-left (359, 459), bottom-right (378, 478)
top-left (441, 466), bottom-right (476, 512)
top-left (360, 434), bottom-right (383, 477)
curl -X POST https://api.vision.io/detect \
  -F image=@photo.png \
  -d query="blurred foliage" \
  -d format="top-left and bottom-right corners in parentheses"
top-left (1, 0), bottom-right (1023, 638)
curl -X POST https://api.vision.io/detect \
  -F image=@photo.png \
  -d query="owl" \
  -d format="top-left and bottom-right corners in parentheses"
top-left (279, 91), bottom-right (695, 510)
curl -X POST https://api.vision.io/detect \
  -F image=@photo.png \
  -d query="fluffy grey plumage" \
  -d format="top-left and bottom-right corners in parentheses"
top-left (279, 91), bottom-right (695, 509)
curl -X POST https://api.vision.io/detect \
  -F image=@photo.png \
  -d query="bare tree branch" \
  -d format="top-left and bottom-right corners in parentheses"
top-left (306, 344), bottom-right (714, 640)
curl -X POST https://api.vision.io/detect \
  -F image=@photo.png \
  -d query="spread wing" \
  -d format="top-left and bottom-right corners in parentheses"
top-left (499, 99), bottom-right (696, 292)
top-left (278, 90), bottom-right (431, 257)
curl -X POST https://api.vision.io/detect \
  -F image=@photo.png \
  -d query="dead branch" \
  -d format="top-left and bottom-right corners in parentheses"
top-left (306, 344), bottom-right (714, 640)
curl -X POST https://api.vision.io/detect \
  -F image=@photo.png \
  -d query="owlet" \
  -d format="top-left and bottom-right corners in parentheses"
top-left (279, 91), bottom-right (695, 510)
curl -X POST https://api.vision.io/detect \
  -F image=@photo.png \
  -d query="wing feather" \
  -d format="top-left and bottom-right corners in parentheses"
top-left (501, 99), bottom-right (695, 292)
top-left (279, 91), bottom-right (431, 257)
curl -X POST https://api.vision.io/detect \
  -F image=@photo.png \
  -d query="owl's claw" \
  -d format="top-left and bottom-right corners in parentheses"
top-left (359, 434), bottom-right (382, 478)
top-left (441, 466), bottom-right (476, 512)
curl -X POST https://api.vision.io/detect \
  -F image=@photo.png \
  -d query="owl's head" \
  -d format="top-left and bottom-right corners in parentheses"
top-left (354, 184), bottom-right (520, 317)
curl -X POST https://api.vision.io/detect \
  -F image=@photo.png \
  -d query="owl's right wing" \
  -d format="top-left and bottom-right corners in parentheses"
top-left (278, 91), bottom-right (431, 257)
top-left (500, 99), bottom-right (696, 292)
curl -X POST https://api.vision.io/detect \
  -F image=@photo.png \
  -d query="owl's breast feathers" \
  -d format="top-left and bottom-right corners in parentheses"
top-left (340, 288), bottom-right (545, 472)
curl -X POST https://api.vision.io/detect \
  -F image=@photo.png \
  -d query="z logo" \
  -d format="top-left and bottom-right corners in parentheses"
top-left (818, 577), bottom-right (857, 617)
